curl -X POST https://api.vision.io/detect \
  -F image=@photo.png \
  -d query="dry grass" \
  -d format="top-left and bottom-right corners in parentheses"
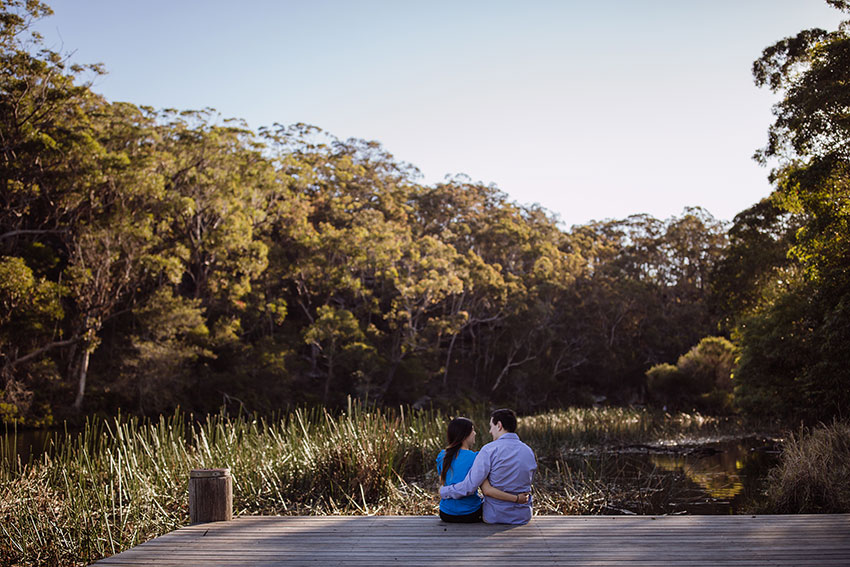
top-left (762, 420), bottom-right (850, 513)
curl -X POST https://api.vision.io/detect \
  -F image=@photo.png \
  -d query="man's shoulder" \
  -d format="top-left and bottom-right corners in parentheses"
top-left (478, 440), bottom-right (500, 455)
top-left (521, 442), bottom-right (537, 461)
top-left (505, 435), bottom-right (537, 459)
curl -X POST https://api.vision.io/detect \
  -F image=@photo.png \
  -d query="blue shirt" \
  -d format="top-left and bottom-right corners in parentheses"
top-left (439, 433), bottom-right (537, 524)
top-left (436, 449), bottom-right (483, 516)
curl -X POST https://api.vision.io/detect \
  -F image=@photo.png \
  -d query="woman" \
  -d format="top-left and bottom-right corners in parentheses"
top-left (436, 416), bottom-right (529, 523)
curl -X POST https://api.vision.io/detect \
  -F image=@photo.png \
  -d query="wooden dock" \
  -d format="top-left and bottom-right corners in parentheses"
top-left (93, 514), bottom-right (850, 566)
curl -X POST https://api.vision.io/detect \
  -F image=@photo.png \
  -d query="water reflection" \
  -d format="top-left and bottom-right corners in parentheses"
top-left (650, 450), bottom-right (746, 501)
top-left (1, 428), bottom-right (77, 467)
top-left (559, 436), bottom-right (781, 514)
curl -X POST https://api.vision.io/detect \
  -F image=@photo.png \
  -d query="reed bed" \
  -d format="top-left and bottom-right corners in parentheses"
top-left (1, 403), bottom-right (743, 566)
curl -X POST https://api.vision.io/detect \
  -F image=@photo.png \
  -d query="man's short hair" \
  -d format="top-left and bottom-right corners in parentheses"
top-left (490, 408), bottom-right (517, 433)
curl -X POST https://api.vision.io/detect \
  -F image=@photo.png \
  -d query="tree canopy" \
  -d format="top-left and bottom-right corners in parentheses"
top-left (1, 0), bottom-right (847, 425)
top-left (733, 0), bottom-right (850, 423)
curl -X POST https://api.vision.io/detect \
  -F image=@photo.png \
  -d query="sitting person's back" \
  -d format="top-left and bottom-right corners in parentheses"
top-left (437, 445), bottom-right (483, 522)
top-left (436, 416), bottom-right (531, 523)
top-left (439, 409), bottom-right (537, 524)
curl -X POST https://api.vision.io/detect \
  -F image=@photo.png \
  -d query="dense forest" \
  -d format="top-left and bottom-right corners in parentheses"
top-left (1, 0), bottom-right (848, 426)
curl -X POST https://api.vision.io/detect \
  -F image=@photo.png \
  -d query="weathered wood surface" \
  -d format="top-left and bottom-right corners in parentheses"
top-left (93, 514), bottom-right (850, 566)
top-left (189, 468), bottom-right (233, 524)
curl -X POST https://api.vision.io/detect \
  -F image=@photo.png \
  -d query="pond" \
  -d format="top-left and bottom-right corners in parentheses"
top-left (554, 436), bottom-right (782, 515)
top-left (1, 427), bottom-right (80, 467)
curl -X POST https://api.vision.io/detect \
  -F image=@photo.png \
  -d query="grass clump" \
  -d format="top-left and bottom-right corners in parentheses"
top-left (762, 420), bottom-right (850, 513)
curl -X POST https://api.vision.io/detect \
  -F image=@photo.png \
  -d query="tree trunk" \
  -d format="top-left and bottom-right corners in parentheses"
top-left (72, 346), bottom-right (90, 411)
top-left (322, 355), bottom-right (334, 405)
top-left (442, 332), bottom-right (459, 390)
top-left (376, 359), bottom-right (400, 403)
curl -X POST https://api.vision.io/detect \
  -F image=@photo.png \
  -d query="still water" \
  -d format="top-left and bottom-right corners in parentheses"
top-left (556, 436), bottom-right (782, 515)
top-left (1, 427), bottom-right (77, 466)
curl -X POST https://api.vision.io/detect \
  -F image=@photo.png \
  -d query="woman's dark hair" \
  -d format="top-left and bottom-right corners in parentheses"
top-left (490, 408), bottom-right (517, 432)
top-left (441, 417), bottom-right (474, 484)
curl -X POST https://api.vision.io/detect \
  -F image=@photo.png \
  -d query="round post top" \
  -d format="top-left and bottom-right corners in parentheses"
top-left (190, 468), bottom-right (231, 478)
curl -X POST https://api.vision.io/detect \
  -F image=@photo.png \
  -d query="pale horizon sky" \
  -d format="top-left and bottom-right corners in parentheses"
top-left (35, 1), bottom-right (846, 228)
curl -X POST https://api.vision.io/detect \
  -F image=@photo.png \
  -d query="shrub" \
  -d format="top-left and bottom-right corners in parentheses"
top-left (645, 363), bottom-right (687, 408)
top-left (677, 336), bottom-right (735, 393)
top-left (763, 420), bottom-right (850, 513)
top-left (647, 336), bottom-right (736, 413)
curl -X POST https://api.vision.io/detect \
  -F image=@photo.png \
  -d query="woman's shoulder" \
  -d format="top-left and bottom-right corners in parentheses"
top-left (436, 449), bottom-right (446, 461)
top-left (459, 449), bottom-right (478, 456)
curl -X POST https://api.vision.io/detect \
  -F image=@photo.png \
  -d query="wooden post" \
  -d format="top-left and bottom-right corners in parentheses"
top-left (189, 468), bottom-right (232, 524)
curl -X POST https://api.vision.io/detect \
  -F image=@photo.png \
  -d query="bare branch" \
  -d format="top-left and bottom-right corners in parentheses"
top-left (4, 336), bottom-right (80, 369)
top-left (0, 228), bottom-right (68, 241)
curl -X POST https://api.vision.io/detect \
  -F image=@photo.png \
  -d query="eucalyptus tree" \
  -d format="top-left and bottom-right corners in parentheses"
top-left (0, 1), bottom-right (169, 414)
top-left (734, 0), bottom-right (850, 422)
top-left (562, 210), bottom-right (726, 403)
top-left (710, 199), bottom-right (800, 332)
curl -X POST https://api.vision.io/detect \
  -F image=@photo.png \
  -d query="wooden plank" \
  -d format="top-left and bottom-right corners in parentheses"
top-left (94, 560), bottom-right (850, 567)
top-left (95, 550), bottom-right (850, 557)
top-left (92, 514), bottom-right (850, 566)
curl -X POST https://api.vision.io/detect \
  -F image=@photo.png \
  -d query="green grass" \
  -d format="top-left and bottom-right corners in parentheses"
top-left (1, 403), bottom-right (746, 566)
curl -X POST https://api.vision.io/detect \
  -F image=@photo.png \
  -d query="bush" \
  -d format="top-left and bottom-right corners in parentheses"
top-left (645, 363), bottom-right (687, 408)
top-left (763, 420), bottom-right (850, 513)
top-left (677, 336), bottom-right (735, 393)
top-left (646, 337), bottom-right (736, 413)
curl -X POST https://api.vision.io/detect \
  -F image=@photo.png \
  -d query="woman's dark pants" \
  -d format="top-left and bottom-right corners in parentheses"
top-left (439, 508), bottom-right (483, 523)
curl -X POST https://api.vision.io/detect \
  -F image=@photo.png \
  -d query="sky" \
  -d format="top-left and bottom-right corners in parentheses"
top-left (34, 1), bottom-right (846, 228)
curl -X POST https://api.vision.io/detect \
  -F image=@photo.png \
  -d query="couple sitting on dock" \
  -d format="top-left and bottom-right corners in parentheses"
top-left (436, 408), bottom-right (537, 525)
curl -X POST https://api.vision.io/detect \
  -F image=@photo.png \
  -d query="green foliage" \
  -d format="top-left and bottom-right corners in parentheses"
top-left (710, 199), bottom-right (800, 331)
top-left (0, 0), bottom-right (735, 420)
top-left (646, 337), bottom-right (735, 413)
top-left (0, 256), bottom-right (63, 334)
top-left (116, 288), bottom-right (210, 414)
top-left (564, 210), bottom-right (727, 402)
top-left (0, 256), bottom-right (63, 423)
top-left (645, 364), bottom-right (687, 408)
top-left (733, 0), bottom-right (850, 424)
top-left (677, 337), bottom-right (735, 394)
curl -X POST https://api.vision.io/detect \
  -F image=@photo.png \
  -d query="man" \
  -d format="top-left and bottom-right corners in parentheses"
top-left (439, 408), bottom-right (537, 524)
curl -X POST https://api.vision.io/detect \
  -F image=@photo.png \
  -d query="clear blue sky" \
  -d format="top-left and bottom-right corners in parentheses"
top-left (36, 1), bottom-right (845, 228)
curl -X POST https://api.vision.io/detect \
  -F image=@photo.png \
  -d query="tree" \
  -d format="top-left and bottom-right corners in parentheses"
top-left (117, 287), bottom-right (210, 414)
top-left (0, 1), bottom-right (166, 414)
top-left (0, 255), bottom-right (62, 423)
top-left (303, 304), bottom-right (374, 405)
top-left (710, 199), bottom-right (801, 331)
top-left (734, 0), bottom-right (850, 422)
top-left (561, 210), bottom-right (727, 404)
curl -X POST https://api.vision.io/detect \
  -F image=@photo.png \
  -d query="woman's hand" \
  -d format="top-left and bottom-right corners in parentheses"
top-left (481, 478), bottom-right (531, 504)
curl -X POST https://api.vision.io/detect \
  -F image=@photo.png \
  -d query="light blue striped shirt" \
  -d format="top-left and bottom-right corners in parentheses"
top-left (439, 432), bottom-right (537, 524)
